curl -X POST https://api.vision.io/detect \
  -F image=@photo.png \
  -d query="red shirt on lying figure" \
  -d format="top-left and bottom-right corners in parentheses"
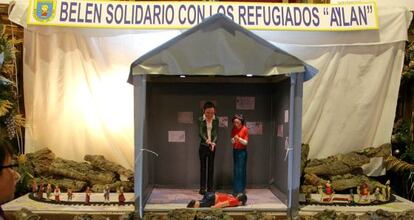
top-left (231, 126), bottom-right (249, 150)
top-left (214, 193), bottom-right (240, 207)
top-left (187, 192), bottom-right (247, 208)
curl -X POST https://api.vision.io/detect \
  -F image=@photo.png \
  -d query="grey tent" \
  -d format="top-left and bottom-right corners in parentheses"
top-left (129, 14), bottom-right (318, 218)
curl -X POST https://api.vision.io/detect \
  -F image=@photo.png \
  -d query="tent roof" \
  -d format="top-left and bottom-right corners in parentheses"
top-left (129, 14), bottom-right (317, 82)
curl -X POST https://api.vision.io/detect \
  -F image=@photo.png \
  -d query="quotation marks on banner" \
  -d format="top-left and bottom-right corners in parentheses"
top-left (323, 5), bottom-right (373, 27)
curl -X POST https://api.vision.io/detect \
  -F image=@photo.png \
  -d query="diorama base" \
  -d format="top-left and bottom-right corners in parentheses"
top-left (3, 191), bottom-right (413, 219)
top-left (2, 193), bottom-right (134, 220)
top-left (300, 194), bottom-right (414, 216)
top-left (28, 193), bottom-right (134, 206)
top-left (299, 193), bottom-right (396, 206)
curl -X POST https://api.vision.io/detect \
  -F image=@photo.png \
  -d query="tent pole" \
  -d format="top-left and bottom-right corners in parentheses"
top-left (134, 75), bottom-right (147, 219)
top-left (288, 73), bottom-right (303, 219)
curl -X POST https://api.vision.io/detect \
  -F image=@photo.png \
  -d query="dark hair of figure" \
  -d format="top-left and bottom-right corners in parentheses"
top-left (187, 200), bottom-right (196, 208)
top-left (236, 193), bottom-right (247, 205)
top-left (203, 101), bottom-right (215, 110)
top-left (232, 114), bottom-right (245, 125)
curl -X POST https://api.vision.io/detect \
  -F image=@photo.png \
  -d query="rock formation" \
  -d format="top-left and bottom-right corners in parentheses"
top-left (301, 143), bottom-right (414, 193)
top-left (25, 148), bottom-right (134, 192)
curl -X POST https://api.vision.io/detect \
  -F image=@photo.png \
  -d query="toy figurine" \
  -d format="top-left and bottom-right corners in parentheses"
top-left (374, 186), bottom-right (382, 201)
top-left (103, 185), bottom-right (110, 203)
top-left (231, 114), bottom-right (249, 195)
top-left (359, 183), bottom-right (369, 196)
top-left (305, 190), bottom-right (312, 203)
top-left (198, 101), bottom-right (218, 195)
top-left (54, 186), bottom-right (61, 202)
top-left (358, 183), bottom-right (370, 203)
top-left (320, 180), bottom-right (335, 202)
top-left (37, 183), bottom-right (44, 199)
top-left (31, 180), bottom-right (38, 196)
top-left (317, 185), bottom-right (323, 195)
top-left (118, 186), bottom-right (125, 205)
top-left (46, 183), bottom-right (52, 199)
top-left (325, 180), bottom-right (333, 195)
top-left (381, 186), bottom-right (387, 200)
top-left (67, 188), bottom-right (73, 201)
top-left (85, 186), bottom-right (91, 205)
top-left (317, 185), bottom-right (324, 202)
top-left (349, 189), bottom-right (355, 204)
top-left (385, 180), bottom-right (391, 200)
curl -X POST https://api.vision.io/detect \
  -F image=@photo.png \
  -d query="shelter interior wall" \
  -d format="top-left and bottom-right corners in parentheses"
top-left (142, 77), bottom-right (290, 192)
top-left (270, 79), bottom-right (290, 196)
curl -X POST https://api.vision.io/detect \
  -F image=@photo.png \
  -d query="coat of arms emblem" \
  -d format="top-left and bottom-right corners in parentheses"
top-left (33, 0), bottom-right (56, 22)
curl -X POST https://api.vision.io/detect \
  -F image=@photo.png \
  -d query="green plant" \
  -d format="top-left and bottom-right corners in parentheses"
top-left (0, 24), bottom-right (24, 153)
top-left (391, 119), bottom-right (414, 201)
top-left (392, 120), bottom-right (414, 163)
top-left (0, 24), bottom-right (29, 196)
top-left (403, 41), bottom-right (414, 83)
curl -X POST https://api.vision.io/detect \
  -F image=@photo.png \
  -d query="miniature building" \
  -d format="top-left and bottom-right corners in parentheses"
top-left (129, 14), bottom-right (318, 218)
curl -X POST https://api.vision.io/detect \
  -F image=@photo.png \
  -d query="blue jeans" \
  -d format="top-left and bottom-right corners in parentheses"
top-left (233, 149), bottom-right (247, 194)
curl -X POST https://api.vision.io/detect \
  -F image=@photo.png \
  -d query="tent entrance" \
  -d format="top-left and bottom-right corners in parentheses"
top-left (140, 75), bottom-right (292, 213)
top-left (131, 14), bottom-right (313, 218)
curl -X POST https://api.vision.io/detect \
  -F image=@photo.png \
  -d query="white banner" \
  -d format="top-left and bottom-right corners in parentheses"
top-left (27, 0), bottom-right (378, 31)
top-left (332, 0), bottom-right (414, 10)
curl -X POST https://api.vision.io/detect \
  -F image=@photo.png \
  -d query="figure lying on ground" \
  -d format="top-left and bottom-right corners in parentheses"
top-left (187, 192), bottom-right (247, 208)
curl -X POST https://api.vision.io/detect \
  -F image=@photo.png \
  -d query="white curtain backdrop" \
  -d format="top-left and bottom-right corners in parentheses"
top-left (23, 30), bottom-right (181, 169)
top-left (285, 43), bottom-right (405, 159)
top-left (16, 5), bottom-right (411, 169)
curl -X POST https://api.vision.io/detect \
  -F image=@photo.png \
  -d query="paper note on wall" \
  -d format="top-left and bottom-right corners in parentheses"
top-left (218, 116), bottom-right (228, 128)
top-left (178, 112), bottom-right (193, 124)
top-left (168, 131), bottom-right (185, 143)
top-left (284, 110), bottom-right (289, 123)
top-left (285, 137), bottom-right (289, 150)
top-left (246, 121), bottom-right (263, 135)
top-left (277, 124), bottom-right (284, 137)
top-left (236, 97), bottom-right (255, 110)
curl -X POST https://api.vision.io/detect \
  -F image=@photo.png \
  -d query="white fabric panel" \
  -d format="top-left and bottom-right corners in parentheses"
top-left (23, 30), bottom-right (180, 169)
top-left (275, 42), bottom-right (405, 159)
top-left (332, 0), bottom-right (414, 11)
top-left (21, 5), bottom-right (410, 168)
top-left (377, 0), bottom-right (414, 11)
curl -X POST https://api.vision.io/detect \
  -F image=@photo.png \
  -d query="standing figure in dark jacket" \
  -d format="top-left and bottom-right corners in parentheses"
top-left (198, 101), bottom-right (219, 195)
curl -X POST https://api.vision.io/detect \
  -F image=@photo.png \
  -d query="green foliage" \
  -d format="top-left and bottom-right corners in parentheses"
top-left (0, 24), bottom-right (28, 196)
top-left (14, 154), bottom-right (34, 197)
top-left (0, 24), bottom-right (23, 152)
top-left (402, 145), bottom-right (414, 164)
top-left (392, 120), bottom-right (414, 163)
top-left (403, 41), bottom-right (414, 83)
top-left (391, 120), bottom-right (414, 202)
